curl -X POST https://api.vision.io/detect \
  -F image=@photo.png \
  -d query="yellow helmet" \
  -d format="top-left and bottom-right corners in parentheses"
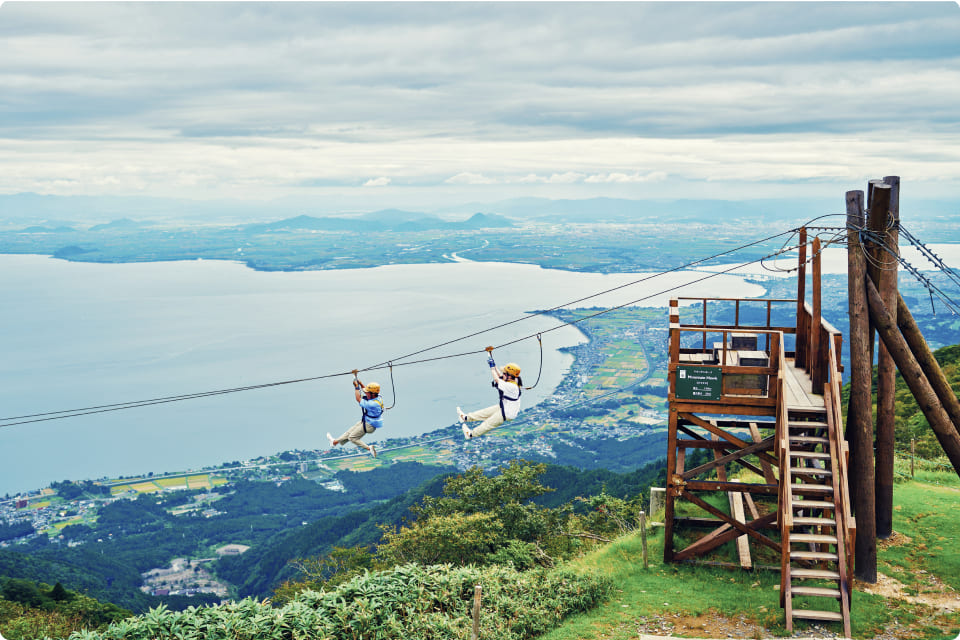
top-left (502, 363), bottom-right (521, 377)
top-left (364, 382), bottom-right (381, 394)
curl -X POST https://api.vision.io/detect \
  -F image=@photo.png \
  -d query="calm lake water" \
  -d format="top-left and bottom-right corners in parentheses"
top-left (0, 255), bottom-right (765, 494)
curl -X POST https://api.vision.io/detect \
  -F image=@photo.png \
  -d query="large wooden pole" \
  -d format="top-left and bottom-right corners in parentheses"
top-left (866, 279), bottom-right (960, 476)
top-left (810, 237), bottom-right (823, 390)
top-left (846, 190), bottom-right (877, 581)
top-left (875, 177), bottom-right (899, 538)
top-left (897, 294), bottom-right (960, 430)
top-left (796, 227), bottom-right (808, 369)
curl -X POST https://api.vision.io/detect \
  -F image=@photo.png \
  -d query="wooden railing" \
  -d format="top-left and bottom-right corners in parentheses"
top-left (676, 296), bottom-right (797, 355)
top-left (776, 336), bottom-right (791, 609)
top-left (825, 324), bottom-right (856, 600)
top-left (671, 327), bottom-right (781, 408)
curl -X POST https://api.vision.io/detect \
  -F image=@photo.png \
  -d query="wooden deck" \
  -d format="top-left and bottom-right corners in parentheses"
top-left (783, 357), bottom-right (825, 409)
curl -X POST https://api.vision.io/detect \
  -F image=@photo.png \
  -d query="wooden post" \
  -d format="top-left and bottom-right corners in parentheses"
top-left (866, 278), bottom-right (960, 476)
top-left (664, 301), bottom-right (680, 563)
top-left (911, 439), bottom-right (915, 478)
top-left (796, 228), bottom-right (808, 369)
top-left (472, 584), bottom-right (482, 640)
top-left (664, 408), bottom-right (678, 563)
top-left (640, 511), bottom-right (649, 569)
top-left (810, 237), bottom-right (823, 390)
top-left (873, 177), bottom-right (898, 539)
top-left (897, 294), bottom-right (960, 430)
top-left (846, 190), bottom-right (877, 582)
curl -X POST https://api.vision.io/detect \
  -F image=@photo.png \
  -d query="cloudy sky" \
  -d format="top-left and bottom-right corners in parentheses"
top-left (1, 1), bottom-right (959, 211)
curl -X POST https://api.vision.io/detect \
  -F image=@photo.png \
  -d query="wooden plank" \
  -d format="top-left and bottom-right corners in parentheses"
top-left (750, 421), bottom-right (777, 483)
top-left (685, 480), bottom-right (779, 495)
top-left (673, 512), bottom-right (778, 561)
top-left (676, 426), bottom-right (768, 478)
top-left (743, 492), bottom-right (761, 520)
top-left (683, 492), bottom-right (781, 554)
top-left (729, 491), bottom-right (752, 569)
top-left (682, 437), bottom-right (775, 480)
top-left (679, 413), bottom-right (779, 468)
top-left (673, 402), bottom-right (776, 416)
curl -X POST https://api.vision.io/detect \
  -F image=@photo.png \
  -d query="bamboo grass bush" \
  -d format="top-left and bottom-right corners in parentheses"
top-left (66, 563), bottom-right (610, 640)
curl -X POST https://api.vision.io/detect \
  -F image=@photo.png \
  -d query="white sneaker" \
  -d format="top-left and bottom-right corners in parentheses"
top-left (326, 432), bottom-right (335, 447)
top-left (369, 445), bottom-right (377, 458)
top-left (461, 424), bottom-right (473, 439)
top-left (456, 406), bottom-right (467, 423)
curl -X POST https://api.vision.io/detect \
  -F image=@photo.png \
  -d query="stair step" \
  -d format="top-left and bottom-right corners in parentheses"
top-left (793, 516), bottom-right (837, 526)
top-left (792, 586), bottom-right (842, 598)
top-left (790, 467), bottom-right (833, 477)
top-left (791, 550), bottom-right (840, 561)
top-left (792, 499), bottom-right (835, 510)
top-left (788, 421), bottom-right (828, 428)
top-left (792, 568), bottom-right (841, 580)
top-left (791, 609), bottom-right (844, 622)
top-left (791, 533), bottom-right (838, 544)
top-left (791, 483), bottom-right (834, 494)
top-left (790, 435), bottom-right (829, 444)
top-left (792, 451), bottom-right (831, 460)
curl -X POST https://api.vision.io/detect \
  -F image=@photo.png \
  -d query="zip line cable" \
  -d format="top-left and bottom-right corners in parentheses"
top-left (362, 226), bottom-right (799, 370)
top-left (0, 222), bottom-right (838, 429)
top-left (857, 227), bottom-right (960, 315)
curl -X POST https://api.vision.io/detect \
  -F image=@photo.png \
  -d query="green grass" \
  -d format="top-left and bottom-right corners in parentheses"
top-left (541, 469), bottom-right (960, 640)
top-left (884, 480), bottom-right (960, 592)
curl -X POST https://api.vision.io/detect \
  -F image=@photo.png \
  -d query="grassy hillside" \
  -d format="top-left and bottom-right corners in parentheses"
top-left (542, 462), bottom-right (960, 640)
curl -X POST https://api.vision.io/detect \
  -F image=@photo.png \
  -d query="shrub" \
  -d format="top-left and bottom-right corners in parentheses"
top-left (67, 563), bottom-right (610, 640)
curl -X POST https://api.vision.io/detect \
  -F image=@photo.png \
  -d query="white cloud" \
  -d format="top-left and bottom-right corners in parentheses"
top-left (0, 2), bottom-right (958, 205)
top-left (445, 172), bottom-right (496, 185)
top-left (585, 171), bottom-right (668, 184)
top-left (516, 172), bottom-right (586, 184)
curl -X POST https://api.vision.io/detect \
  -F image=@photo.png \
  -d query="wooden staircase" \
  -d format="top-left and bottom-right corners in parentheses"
top-left (780, 403), bottom-right (853, 638)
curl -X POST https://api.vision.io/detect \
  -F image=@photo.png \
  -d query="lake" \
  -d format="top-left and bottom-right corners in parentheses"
top-left (0, 255), bottom-right (765, 494)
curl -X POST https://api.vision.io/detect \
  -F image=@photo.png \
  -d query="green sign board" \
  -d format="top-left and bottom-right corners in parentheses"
top-left (676, 365), bottom-right (722, 401)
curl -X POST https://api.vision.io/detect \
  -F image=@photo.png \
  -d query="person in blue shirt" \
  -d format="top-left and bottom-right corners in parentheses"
top-left (327, 379), bottom-right (384, 457)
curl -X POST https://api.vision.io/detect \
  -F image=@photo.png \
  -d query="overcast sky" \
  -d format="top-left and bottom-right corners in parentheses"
top-left (1, 1), bottom-right (959, 210)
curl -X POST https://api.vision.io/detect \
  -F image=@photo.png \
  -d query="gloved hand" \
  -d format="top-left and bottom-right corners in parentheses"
top-left (487, 357), bottom-right (496, 368)
top-left (353, 380), bottom-right (362, 390)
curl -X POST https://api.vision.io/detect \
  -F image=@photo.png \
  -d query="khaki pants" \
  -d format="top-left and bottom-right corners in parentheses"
top-left (463, 405), bottom-right (509, 437)
top-left (337, 420), bottom-right (375, 447)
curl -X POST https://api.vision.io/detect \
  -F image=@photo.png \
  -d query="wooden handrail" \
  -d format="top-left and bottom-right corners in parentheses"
top-left (676, 297), bottom-right (797, 303)
top-left (776, 337), bottom-right (791, 608)
top-left (826, 332), bottom-right (855, 600)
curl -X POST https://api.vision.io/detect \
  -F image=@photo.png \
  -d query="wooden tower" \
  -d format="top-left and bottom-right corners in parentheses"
top-left (664, 229), bottom-right (854, 636)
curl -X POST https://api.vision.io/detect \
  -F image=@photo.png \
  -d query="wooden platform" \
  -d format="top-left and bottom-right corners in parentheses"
top-left (783, 357), bottom-right (825, 409)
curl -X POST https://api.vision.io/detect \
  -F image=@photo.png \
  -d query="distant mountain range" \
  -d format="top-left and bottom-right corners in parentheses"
top-left (244, 211), bottom-right (514, 233)
top-left (0, 191), bottom-right (956, 228)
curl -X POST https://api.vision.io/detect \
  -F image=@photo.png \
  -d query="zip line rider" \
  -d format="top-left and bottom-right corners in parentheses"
top-left (457, 354), bottom-right (522, 439)
top-left (327, 378), bottom-right (384, 458)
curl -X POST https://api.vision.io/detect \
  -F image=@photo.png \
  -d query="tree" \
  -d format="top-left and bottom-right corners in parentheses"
top-left (49, 581), bottom-right (71, 602)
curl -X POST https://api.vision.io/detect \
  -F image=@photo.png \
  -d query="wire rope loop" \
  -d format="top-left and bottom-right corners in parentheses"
top-left (384, 361), bottom-right (397, 410)
top-left (524, 333), bottom-right (544, 390)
